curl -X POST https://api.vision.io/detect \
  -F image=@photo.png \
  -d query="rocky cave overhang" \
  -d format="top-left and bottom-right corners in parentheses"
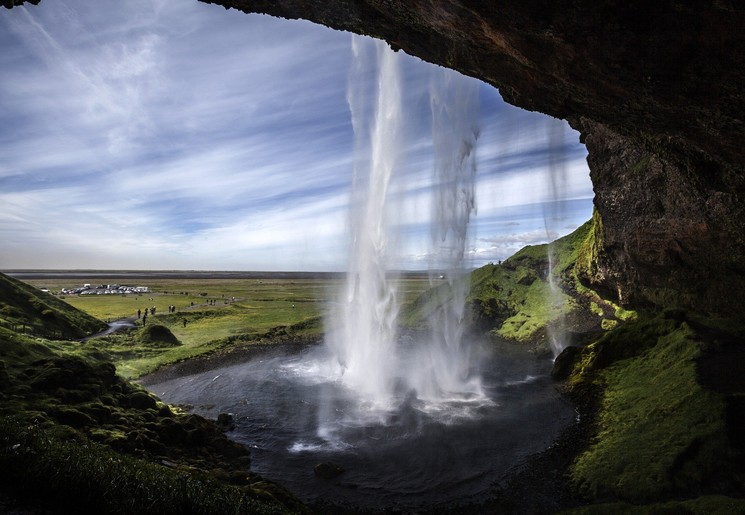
top-left (7, 0), bottom-right (745, 316)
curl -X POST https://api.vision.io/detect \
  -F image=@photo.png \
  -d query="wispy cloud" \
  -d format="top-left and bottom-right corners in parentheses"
top-left (0, 0), bottom-right (593, 271)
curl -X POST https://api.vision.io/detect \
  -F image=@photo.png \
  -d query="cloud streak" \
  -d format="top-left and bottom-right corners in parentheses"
top-left (0, 0), bottom-right (594, 271)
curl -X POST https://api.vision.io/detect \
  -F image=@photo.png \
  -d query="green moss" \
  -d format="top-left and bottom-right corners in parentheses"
top-left (600, 318), bottom-right (619, 330)
top-left (0, 417), bottom-right (288, 514)
top-left (570, 320), bottom-right (733, 501)
top-left (590, 301), bottom-right (604, 317)
top-left (563, 495), bottom-right (745, 514)
top-left (614, 306), bottom-right (637, 321)
top-left (574, 209), bottom-right (604, 287)
top-left (493, 278), bottom-right (575, 342)
top-left (138, 324), bottom-right (181, 347)
top-left (0, 273), bottom-right (106, 338)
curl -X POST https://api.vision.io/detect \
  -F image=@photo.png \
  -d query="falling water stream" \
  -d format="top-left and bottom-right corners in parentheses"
top-left (544, 120), bottom-right (570, 358)
top-left (145, 39), bottom-right (575, 511)
top-left (324, 36), bottom-right (484, 416)
top-left (323, 37), bottom-right (402, 407)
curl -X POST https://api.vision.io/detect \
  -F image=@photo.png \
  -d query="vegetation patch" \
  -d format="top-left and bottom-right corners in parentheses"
top-left (0, 417), bottom-right (290, 515)
top-left (0, 273), bottom-right (105, 338)
top-left (565, 313), bottom-right (741, 502)
top-left (139, 324), bottom-right (181, 347)
top-left (404, 218), bottom-right (623, 349)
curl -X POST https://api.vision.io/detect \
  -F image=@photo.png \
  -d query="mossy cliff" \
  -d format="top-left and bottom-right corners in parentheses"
top-left (554, 311), bottom-right (745, 512)
top-left (404, 218), bottom-right (627, 350)
top-left (466, 218), bottom-right (618, 347)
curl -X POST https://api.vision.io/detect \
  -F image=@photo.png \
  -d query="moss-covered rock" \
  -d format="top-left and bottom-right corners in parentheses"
top-left (551, 345), bottom-right (581, 380)
top-left (565, 314), bottom-right (744, 502)
top-left (138, 324), bottom-right (181, 347)
top-left (314, 461), bottom-right (344, 479)
top-left (125, 390), bottom-right (158, 410)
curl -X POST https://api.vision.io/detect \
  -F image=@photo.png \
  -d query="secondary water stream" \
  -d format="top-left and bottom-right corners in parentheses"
top-left (145, 340), bottom-right (574, 511)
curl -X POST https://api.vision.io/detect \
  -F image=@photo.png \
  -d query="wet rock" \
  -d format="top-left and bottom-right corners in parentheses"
top-left (551, 346), bottom-right (580, 381)
top-left (314, 461), bottom-right (344, 479)
top-left (216, 412), bottom-right (235, 432)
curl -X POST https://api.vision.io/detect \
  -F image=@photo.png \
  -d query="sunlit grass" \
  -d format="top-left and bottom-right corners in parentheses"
top-left (24, 276), bottom-right (432, 378)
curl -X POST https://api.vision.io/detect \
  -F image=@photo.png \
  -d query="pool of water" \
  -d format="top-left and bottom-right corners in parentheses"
top-left (145, 340), bottom-right (575, 511)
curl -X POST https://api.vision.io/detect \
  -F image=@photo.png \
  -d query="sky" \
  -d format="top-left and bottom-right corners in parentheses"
top-left (0, 0), bottom-right (594, 272)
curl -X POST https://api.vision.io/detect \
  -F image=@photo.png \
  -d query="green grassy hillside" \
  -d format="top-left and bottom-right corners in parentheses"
top-left (403, 217), bottom-right (629, 350)
top-left (0, 273), bottom-right (106, 338)
top-left (556, 310), bottom-right (745, 511)
top-left (469, 218), bottom-right (635, 344)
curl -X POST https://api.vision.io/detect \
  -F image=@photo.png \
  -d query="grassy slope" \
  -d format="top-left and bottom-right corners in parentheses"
top-left (403, 218), bottom-right (625, 348)
top-left (0, 273), bottom-right (106, 338)
top-left (0, 275), bottom-right (301, 513)
top-left (561, 312), bottom-right (745, 511)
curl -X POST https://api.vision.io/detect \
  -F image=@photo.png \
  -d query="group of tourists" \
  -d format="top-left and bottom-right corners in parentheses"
top-left (134, 296), bottom-right (227, 327)
top-left (137, 307), bottom-right (157, 318)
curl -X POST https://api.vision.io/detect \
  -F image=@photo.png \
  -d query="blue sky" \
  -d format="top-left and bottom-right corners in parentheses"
top-left (0, 0), bottom-right (594, 271)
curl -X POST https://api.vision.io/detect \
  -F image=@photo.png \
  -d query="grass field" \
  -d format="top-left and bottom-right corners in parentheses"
top-left (22, 274), bottom-right (433, 378)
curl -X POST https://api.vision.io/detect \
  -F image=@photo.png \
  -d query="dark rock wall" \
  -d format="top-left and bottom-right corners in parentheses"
top-left (10, 0), bottom-right (745, 316)
top-left (577, 118), bottom-right (745, 314)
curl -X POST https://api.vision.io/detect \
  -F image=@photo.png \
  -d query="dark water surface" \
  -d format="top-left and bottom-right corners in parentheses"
top-left (145, 341), bottom-right (575, 511)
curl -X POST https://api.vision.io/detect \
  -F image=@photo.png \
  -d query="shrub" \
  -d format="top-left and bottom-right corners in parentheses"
top-left (139, 325), bottom-right (181, 347)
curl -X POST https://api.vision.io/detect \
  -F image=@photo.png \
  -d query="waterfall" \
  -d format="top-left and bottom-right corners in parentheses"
top-left (410, 66), bottom-right (482, 401)
top-left (324, 36), bottom-right (402, 406)
top-left (324, 36), bottom-right (483, 413)
top-left (544, 120), bottom-right (568, 357)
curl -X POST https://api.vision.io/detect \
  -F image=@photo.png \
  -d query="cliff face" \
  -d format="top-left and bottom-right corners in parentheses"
top-left (9, 1), bottom-right (745, 315)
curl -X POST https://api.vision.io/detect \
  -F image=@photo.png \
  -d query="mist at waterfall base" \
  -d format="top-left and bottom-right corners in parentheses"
top-left (147, 40), bottom-right (576, 509)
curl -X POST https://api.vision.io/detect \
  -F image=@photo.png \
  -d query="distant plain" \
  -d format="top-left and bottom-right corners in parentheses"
top-left (13, 271), bottom-right (433, 378)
